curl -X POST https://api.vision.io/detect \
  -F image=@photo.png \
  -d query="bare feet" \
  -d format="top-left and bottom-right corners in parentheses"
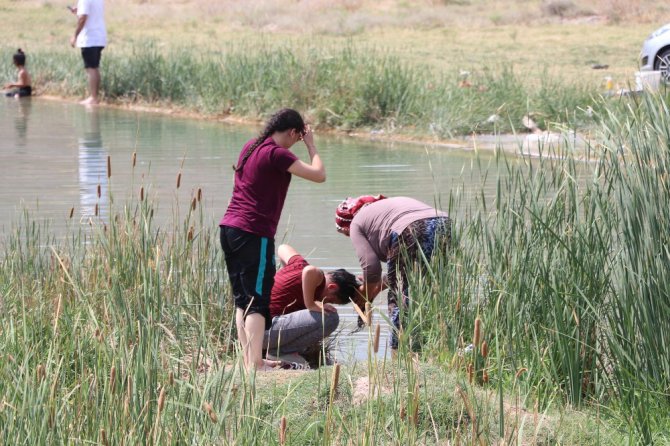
top-left (254, 359), bottom-right (281, 372)
top-left (79, 96), bottom-right (99, 106)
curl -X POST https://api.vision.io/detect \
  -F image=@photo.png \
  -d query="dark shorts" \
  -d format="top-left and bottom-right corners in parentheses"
top-left (220, 225), bottom-right (275, 330)
top-left (5, 86), bottom-right (31, 97)
top-left (81, 47), bottom-right (104, 69)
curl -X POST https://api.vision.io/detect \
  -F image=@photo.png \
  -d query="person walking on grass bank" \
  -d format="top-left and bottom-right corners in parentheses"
top-left (69, 0), bottom-right (106, 105)
top-left (264, 244), bottom-right (359, 369)
top-left (335, 195), bottom-right (451, 350)
top-left (3, 49), bottom-right (32, 98)
top-left (220, 108), bottom-right (326, 372)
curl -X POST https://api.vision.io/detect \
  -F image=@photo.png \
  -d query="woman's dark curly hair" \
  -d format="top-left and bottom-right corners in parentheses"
top-left (234, 108), bottom-right (305, 171)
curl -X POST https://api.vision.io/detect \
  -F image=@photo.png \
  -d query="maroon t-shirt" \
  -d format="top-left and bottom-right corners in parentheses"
top-left (220, 137), bottom-right (298, 238)
top-left (270, 255), bottom-right (326, 318)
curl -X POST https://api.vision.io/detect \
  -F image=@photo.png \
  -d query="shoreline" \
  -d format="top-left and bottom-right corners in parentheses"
top-left (36, 94), bottom-right (588, 158)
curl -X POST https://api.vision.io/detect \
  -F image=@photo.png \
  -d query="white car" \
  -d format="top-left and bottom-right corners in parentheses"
top-left (640, 23), bottom-right (670, 84)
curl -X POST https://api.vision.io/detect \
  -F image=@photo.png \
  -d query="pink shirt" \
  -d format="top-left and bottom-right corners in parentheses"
top-left (220, 137), bottom-right (298, 238)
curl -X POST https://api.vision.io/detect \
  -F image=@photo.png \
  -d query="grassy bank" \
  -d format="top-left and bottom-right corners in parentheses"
top-left (1, 0), bottom-right (658, 138)
top-left (0, 158), bottom-right (623, 444)
top-left (3, 89), bottom-right (670, 443)
top-left (2, 43), bottom-right (604, 137)
top-left (403, 91), bottom-right (670, 443)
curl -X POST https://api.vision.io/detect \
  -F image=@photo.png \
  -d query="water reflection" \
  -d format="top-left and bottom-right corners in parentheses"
top-left (14, 98), bottom-right (31, 150)
top-left (78, 108), bottom-right (107, 221)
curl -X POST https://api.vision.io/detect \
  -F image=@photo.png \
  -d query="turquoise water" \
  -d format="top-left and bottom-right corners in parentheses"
top-left (0, 98), bottom-right (495, 360)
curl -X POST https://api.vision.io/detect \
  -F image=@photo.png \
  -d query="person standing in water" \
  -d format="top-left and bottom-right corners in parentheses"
top-left (69, 0), bottom-right (106, 105)
top-left (3, 49), bottom-right (32, 98)
top-left (220, 108), bottom-right (326, 371)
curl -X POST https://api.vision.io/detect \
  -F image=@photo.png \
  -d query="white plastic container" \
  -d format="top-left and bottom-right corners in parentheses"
top-left (635, 71), bottom-right (662, 92)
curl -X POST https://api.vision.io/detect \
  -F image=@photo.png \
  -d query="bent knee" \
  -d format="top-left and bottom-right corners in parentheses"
top-left (323, 311), bottom-right (340, 335)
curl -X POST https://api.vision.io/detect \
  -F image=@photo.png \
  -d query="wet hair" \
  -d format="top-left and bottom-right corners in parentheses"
top-left (328, 269), bottom-right (359, 304)
top-left (13, 49), bottom-right (26, 66)
top-left (234, 108), bottom-right (306, 171)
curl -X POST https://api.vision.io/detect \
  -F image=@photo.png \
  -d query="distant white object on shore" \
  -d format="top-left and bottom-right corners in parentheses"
top-left (635, 71), bottom-right (662, 92)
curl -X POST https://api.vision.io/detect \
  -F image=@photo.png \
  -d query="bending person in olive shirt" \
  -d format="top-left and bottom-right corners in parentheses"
top-left (264, 244), bottom-right (359, 365)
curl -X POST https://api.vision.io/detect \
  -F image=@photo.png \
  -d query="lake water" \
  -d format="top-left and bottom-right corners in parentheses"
top-left (0, 98), bottom-right (496, 361)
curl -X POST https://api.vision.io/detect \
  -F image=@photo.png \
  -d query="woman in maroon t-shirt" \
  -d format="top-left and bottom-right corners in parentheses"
top-left (220, 108), bottom-right (326, 371)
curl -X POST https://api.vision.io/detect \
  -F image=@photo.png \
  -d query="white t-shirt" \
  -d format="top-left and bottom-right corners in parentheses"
top-left (76, 0), bottom-right (107, 48)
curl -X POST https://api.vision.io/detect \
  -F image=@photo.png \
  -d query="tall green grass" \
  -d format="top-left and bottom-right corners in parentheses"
top-left (400, 91), bottom-right (670, 443)
top-left (0, 151), bottom-right (624, 444)
top-left (1, 43), bottom-right (600, 136)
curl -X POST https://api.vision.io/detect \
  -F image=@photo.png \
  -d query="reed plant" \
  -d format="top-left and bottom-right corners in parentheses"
top-left (396, 90), bottom-right (670, 443)
top-left (0, 144), bottom-right (626, 444)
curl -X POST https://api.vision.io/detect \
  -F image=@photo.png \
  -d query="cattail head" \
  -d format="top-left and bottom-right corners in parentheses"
top-left (176, 172), bottom-right (182, 189)
top-left (157, 386), bottom-right (166, 413)
top-left (187, 226), bottom-right (194, 242)
top-left (373, 323), bottom-right (381, 354)
top-left (100, 428), bottom-right (109, 446)
top-left (467, 362), bottom-right (474, 384)
top-left (106, 155), bottom-right (111, 179)
top-left (97, 184), bottom-right (101, 198)
top-left (69, 207), bottom-right (74, 219)
top-left (109, 366), bottom-right (116, 393)
top-left (140, 186), bottom-right (144, 201)
top-left (95, 203), bottom-right (99, 217)
top-left (203, 401), bottom-right (217, 423)
top-left (36, 364), bottom-right (45, 382)
top-left (481, 340), bottom-right (488, 358)
top-left (132, 152), bottom-right (137, 168)
top-left (330, 363), bottom-right (341, 398)
top-left (197, 188), bottom-right (202, 202)
top-left (411, 382), bottom-right (420, 426)
top-left (482, 369), bottom-right (489, 384)
top-left (473, 318), bottom-right (482, 347)
top-left (168, 371), bottom-right (174, 386)
top-left (279, 416), bottom-right (287, 446)
top-left (191, 197), bottom-right (197, 211)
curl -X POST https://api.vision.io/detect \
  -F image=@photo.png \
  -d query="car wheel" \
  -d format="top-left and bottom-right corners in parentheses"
top-left (654, 48), bottom-right (670, 84)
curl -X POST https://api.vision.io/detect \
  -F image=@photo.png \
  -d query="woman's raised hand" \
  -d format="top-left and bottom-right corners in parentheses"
top-left (302, 124), bottom-right (315, 149)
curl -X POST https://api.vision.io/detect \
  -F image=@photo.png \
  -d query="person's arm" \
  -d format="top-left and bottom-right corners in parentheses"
top-left (302, 266), bottom-right (335, 313)
top-left (287, 126), bottom-right (326, 183)
top-left (350, 225), bottom-right (384, 302)
top-left (277, 244), bottom-right (299, 267)
top-left (358, 280), bottom-right (383, 302)
top-left (70, 12), bottom-right (87, 47)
